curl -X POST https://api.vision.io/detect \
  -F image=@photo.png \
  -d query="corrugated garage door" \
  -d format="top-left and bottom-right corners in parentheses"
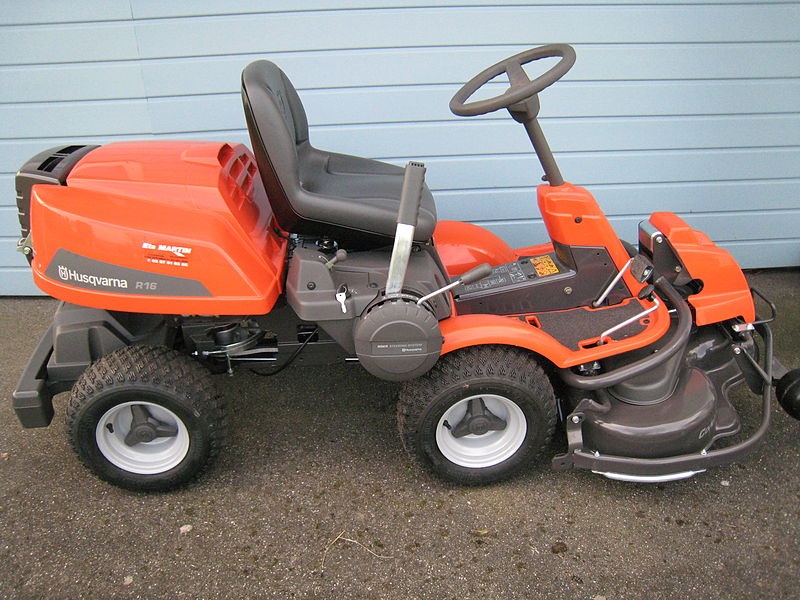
top-left (1, 1), bottom-right (798, 295)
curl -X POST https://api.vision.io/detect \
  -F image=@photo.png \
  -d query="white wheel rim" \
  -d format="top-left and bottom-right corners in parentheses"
top-left (435, 394), bottom-right (527, 468)
top-left (96, 401), bottom-right (190, 475)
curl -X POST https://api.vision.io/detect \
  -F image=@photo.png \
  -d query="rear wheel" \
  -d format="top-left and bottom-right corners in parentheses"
top-left (66, 345), bottom-right (226, 491)
top-left (398, 346), bottom-right (557, 485)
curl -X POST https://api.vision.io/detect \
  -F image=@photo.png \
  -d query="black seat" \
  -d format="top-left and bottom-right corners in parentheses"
top-left (241, 60), bottom-right (437, 248)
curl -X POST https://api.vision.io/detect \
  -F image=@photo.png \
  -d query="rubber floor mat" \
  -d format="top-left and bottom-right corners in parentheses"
top-left (534, 299), bottom-right (648, 350)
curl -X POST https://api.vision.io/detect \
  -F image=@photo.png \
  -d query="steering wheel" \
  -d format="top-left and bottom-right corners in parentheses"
top-left (449, 44), bottom-right (576, 117)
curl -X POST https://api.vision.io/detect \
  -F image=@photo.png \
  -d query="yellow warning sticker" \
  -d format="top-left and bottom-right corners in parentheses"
top-left (530, 255), bottom-right (561, 277)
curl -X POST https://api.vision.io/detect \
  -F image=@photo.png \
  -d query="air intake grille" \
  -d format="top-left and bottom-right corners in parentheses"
top-left (217, 144), bottom-right (258, 209)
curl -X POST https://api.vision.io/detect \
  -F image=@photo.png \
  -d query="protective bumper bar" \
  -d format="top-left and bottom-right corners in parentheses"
top-left (12, 303), bottom-right (145, 428)
top-left (12, 324), bottom-right (58, 428)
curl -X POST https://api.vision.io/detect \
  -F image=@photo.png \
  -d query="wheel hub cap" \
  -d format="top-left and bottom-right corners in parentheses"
top-left (436, 394), bottom-right (527, 469)
top-left (449, 397), bottom-right (507, 438)
top-left (96, 401), bottom-right (189, 475)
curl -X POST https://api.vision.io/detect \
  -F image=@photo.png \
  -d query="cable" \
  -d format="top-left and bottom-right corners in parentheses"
top-left (248, 327), bottom-right (319, 377)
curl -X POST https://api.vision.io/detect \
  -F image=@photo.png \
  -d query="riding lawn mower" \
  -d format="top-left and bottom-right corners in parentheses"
top-left (12, 44), bottom-right (799, 491)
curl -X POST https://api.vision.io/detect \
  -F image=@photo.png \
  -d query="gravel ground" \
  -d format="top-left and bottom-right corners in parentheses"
top-left (1, 269), bottom-right (798, 600)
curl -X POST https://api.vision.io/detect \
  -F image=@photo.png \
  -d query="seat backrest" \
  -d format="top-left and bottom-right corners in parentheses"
top-left (241, 60), bottom-right (309, 232)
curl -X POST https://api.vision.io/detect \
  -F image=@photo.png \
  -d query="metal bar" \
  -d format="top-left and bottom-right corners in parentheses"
top-left (598, 296), bottom-right (660, 344)
top-left (593, 257), bottom-right (634, 307)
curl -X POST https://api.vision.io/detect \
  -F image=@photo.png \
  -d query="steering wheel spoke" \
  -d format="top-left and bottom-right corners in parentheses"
top-left (505, 60), bottom-right (531, 87)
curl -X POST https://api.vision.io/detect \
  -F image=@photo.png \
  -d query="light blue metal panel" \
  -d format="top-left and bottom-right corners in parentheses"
top-left (138, 43), bottom-right (799, 97)
top-left (303, 78), bottom-right (801, 122)
top-left (140, 85), bottom-right (800, 137)
top-left (0, 207), bottom-right (19, 236)
top-left (421, 149), bottom-right (799, 190)
top-left (0, 22), bottom-right (140, 64)
top-left (720, 240), bottom-right (801, 269)
top-left (304, 115), bottom-right (800, 160)
top-left (131, 0), bottom-right (793, 20)
top-left (0, 1), bottom-right (132, 25)
top-left (678, 211), bottom-right (800, 242)
top-left (1, 2), bottom-right (799, 295)
top-left (0, 176), bottom-right (13, 200)
top-left (132, 6), bottom-right (797, 59)
top-left (435, 180), bottom-right (801, 221)
top-left (591, 180), bottom-right (801, 216)
top-left (571, 42), bottom-right (799, 80)
top-left (0, 238), bottom-right (28, 268)
top-left (1, 268), bottom-right (40, 295)
top-left (1, 101), bottom-right (152, 138)
top-left (0, 62), bottom-right (146, 102)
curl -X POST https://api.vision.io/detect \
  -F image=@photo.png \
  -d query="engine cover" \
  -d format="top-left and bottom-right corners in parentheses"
top-left (27, 141), bottom-right (287, 315)
top-left (353, 297), bottom-right (442, 381)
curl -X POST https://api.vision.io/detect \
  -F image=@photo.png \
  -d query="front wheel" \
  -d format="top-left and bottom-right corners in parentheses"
top-left (397, 346), bottom-right (557, 485)
top-left (66, 345), bottom-right (226, 491)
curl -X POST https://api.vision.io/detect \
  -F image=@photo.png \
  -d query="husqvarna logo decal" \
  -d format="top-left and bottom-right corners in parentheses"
top-left (56, 264), bottom-right (128, 289)
top-left (45, 249), bottom-right (210, 297)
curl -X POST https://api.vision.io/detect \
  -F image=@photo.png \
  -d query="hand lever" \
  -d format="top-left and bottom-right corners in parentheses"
top-left (597, 287), bottom-right (660, 345)
top-left (385, 162), bottom-right (426, 296)
top-left (416, 263), bottom-right (493, 306)
top-left (324, 249), bottom-right (348, 270)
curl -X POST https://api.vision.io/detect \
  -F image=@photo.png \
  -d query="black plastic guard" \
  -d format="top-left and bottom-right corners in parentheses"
top-left (16, 144), bottom-right (98, 239)
top-left (12, 325), bottom-right (57, 428)
top-left (12, 303), bottom-right (169, 428)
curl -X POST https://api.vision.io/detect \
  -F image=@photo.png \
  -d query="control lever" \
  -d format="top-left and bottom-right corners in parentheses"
top-left (592, 257), bottom-right (634, 308)
top-left (593, 254), bottom-right (654, 308)
top-left (597, 284), bottom-right (660, 345)
top-left (385, 162), bottom-right (426, 296)
top-left (324, 249), bottom-right (348, 270)
top-left (417, 263), bottom-right (493, 306)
